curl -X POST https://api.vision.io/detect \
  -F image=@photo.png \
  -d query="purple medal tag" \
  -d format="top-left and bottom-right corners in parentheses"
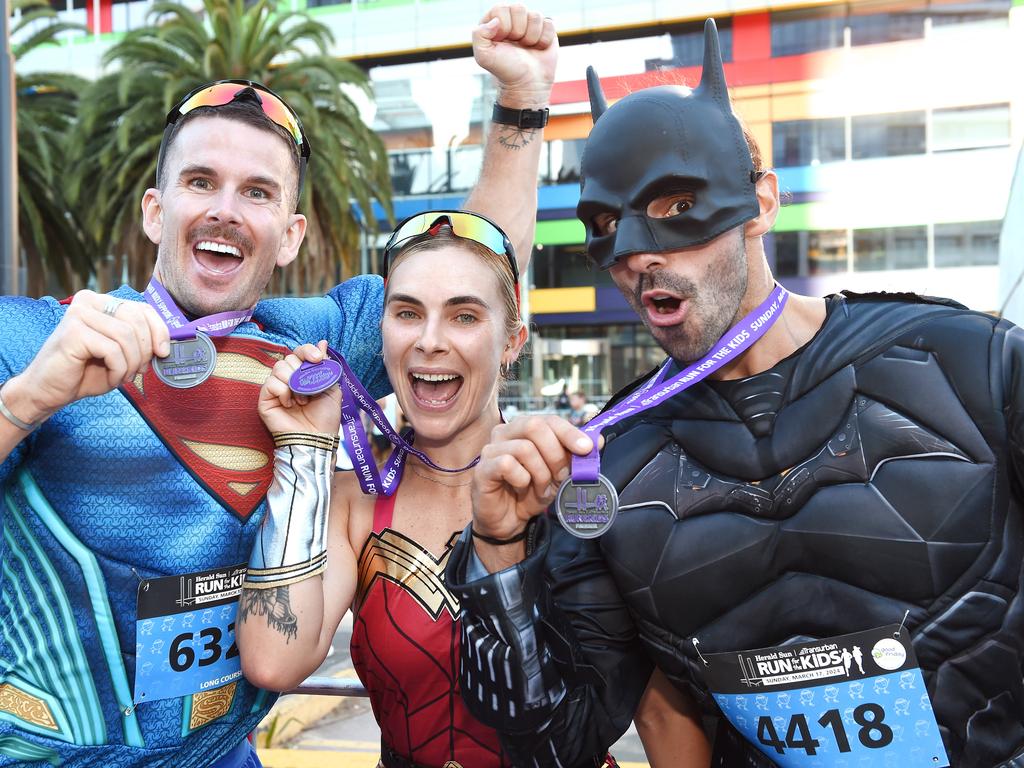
top-left (290, 359), bottom-right (344, 396)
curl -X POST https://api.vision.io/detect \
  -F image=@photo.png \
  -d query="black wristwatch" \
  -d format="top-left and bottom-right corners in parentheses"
top-left (492, 103), bottom-right (549, 129)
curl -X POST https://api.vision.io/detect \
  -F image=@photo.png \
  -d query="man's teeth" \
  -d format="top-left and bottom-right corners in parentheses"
top-left (196, 241), bottom-right (241, 257)
top-left (411, 372), bottom-right (460, 382)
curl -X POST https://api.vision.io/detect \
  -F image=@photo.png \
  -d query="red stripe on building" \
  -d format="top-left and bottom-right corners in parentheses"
top-left (733, 11), bottom-right (770, 61)
top-left (85, 0), bottom-right (112, 35)
top-left (552, 48), bottom-right (846, 106)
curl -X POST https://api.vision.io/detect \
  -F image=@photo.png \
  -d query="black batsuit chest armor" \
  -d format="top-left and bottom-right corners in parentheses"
top-left (592, 294), bottom-right (1024, 766)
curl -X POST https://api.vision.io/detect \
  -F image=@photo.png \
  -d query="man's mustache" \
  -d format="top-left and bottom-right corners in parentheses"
top-left (634, 273), bottom-right (697, 305)
top-left (188, 225), bottom-right (254, 255)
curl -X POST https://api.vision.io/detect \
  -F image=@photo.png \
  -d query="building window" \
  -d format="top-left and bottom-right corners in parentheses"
top-left (646, 18), bottom-right (732, 68)
top-left (932, 104), bottom-right (1010, 152)
top-left (772, 230), bottom-right (847, 276)
top-left (808, 230), bottom-right (849, 275)
top-left (934, 221), bottom-right (1000, 267)
top-left (929, 0), bottom-right (1009, 28)
top-left (849, 1), bottom-right (927, 46)
top-left (770, 6), bottom-right (844, 56)
top-left (773, 232), bottom-right (800, 277)
top-left (531, 244), bottom-right (614, 290)
top-left (772, 118), bottom-right (846, 167)
top-left (545, 139), bottom-right (586, 184)
top-left (386, 145), bottom-right (482, 196)
top-left (853, 225), bottom-right (927, 271)
top-left (851, 111), bottom-right (926, 159)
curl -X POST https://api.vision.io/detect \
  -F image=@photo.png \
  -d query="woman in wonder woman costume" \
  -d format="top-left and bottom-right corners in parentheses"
top-left (236, 211), bottom-right (668, 767)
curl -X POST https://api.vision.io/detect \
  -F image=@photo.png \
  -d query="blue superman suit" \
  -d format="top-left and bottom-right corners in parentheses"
top-left (0, 276), bottom-right (387, 767)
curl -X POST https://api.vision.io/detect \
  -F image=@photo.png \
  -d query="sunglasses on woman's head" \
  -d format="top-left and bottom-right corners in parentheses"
top-left (382, 211), bottom-right (518, 283)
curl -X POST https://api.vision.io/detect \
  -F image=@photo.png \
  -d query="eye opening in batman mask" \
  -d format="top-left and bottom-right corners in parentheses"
top-left (592, 188), bottom-right (698, 238)
top-left (646, 189), bottom-right (697, 221)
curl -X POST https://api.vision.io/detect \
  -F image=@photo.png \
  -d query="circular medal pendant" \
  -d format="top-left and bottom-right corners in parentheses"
top-left (153, 332), bottom-right (217, 389)
top-left (555, 474), bottom-right (619, 539)
top-left (289, 359), bottom-right (343, 396)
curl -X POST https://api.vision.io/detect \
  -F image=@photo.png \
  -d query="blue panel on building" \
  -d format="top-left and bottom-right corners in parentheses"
top-left (532, 286), bottom-right (635, 326)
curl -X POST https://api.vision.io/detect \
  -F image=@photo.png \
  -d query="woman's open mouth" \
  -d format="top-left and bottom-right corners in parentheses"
top-left (409, 371), bottom-right (464, 409)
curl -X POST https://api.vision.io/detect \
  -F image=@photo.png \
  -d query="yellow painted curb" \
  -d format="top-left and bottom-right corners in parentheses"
top-left (254, 668), bottom-right (362, 749)
top-left (257, 749), bottom-right (378, 768)
top-left (257, 749), bottom-right (649, 768)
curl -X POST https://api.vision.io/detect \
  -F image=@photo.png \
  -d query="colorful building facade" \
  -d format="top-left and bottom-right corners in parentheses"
top-left (17, 0), bottom-right (1024, 400)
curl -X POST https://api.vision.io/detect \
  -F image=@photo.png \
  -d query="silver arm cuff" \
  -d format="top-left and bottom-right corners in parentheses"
top-left (244, 442), bottom-right (333, 589)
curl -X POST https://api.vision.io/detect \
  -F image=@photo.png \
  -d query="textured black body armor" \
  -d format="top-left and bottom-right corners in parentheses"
top-left (447, 294), bottom-right (1024, 767)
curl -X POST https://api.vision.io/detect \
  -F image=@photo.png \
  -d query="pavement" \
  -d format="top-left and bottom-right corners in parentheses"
top-left (254, 614), bottom-right (650, 768)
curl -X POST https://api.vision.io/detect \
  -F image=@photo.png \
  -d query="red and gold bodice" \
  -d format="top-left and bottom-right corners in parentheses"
top-left (350, 489), bottom-right (511, 767)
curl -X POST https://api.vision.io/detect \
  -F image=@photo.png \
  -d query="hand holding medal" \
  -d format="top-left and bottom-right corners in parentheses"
top-left (259, 341), bottom-right (343, 437)
top-left (471, 415), bottom-right (598, 550)
top-left (0, 289), bottom-right (171, 431)
top-left (144, 279), bottom-right (255, 389)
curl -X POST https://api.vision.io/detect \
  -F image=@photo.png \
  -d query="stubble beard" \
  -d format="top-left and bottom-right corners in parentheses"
top-left (628, 234), bottom-right (749, 364)
top-left (154, 225), bottom-right (261, 318)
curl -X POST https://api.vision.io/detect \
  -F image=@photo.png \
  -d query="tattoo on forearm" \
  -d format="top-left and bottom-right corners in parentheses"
top-left (239, 587), bottom-right (298, 642)
top-left (498, 126), bottom-right (537, 151)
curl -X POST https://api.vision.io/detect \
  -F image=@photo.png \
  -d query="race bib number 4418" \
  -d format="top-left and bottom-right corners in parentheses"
top-left (703, 625), bottom-right (949, 767)
top-left (133, 563), bottom-right (247, 704)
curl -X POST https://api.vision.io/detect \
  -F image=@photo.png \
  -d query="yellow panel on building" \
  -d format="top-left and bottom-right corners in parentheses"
top-left (529, 287), bottom-right (596, 314)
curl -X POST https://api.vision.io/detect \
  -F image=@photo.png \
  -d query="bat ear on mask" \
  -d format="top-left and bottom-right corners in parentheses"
top-left (696, 18), bottom-right (729, 107)
top-left (587, 66), bottom-right (607, 123)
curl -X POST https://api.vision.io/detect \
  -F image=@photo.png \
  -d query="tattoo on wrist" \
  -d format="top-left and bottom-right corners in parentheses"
top-left (498, 126), bottom-right (537, 151)
top-left (239, 586), bottom-right (298, 643)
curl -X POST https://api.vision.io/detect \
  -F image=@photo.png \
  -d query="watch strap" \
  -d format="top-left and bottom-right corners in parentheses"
top-left (492, 103), bottom-right (549, 129)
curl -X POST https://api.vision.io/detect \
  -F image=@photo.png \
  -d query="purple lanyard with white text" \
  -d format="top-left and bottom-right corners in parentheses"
top-left (144, 278), bottom-right (254, 340)
top-left (572, 284), bottom-right (789, 483)
top-left (325, 349), bottom-right (478, 497)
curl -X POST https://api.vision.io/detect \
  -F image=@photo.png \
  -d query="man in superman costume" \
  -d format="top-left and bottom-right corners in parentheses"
top-left (445, 19), bottom-right (1024, 768)
top-left (0, 20), bottom-right (551, 764)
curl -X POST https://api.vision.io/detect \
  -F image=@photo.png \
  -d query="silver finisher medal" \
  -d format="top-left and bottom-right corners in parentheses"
top-left (153, 331), bottom-right (217, 389)
top-left (555, 474), bottom-right (619, 539)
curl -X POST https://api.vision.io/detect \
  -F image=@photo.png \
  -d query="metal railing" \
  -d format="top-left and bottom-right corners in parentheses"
top-left (289, 676), bottom-right (367, 697)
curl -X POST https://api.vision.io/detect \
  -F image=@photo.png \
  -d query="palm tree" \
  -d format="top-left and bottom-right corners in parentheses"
top-left (13, 0), bottom-right (91, 296)
top-left (70, 0), bottom-right (393, 294)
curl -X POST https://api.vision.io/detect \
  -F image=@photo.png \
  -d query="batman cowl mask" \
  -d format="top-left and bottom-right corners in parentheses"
top-left (577, 19), bottom-right (760, 268)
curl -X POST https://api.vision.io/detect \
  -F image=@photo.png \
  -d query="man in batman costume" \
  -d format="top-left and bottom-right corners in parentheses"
top-left (444, 18), bottom-right (1024, 768)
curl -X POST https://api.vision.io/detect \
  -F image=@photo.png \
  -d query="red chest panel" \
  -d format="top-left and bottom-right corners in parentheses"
top-left (120, 335), bottom-right (287, 520)
top-left (351, 524), bottom-right (510, 767)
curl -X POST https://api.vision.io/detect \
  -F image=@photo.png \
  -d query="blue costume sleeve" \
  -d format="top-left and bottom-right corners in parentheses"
top-left (255, 275), bottom-right (390, 399)
top-left (325, 275), bottom-right (390, 399)
top-left (0, 295), bottom-right (61, 488)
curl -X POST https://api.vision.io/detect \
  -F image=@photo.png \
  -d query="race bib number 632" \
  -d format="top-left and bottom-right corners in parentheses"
top-left (133, 563), bottom-right (247, 704)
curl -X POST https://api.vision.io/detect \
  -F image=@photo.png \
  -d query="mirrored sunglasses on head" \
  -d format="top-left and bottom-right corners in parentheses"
top-left (166, 79), bottom-right (310, 158)
top-left (382, 210), bottom-right (518, 282)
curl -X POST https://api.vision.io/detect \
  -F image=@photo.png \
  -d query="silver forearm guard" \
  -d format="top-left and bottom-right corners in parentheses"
top-left (243, 433), bottom-right (337, 589)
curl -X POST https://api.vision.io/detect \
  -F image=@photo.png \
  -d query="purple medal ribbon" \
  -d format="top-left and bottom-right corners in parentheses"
top-left (573, 284), bottom-right (790, 482)
top-left (294, 348), bottom-right (478, 497)
top-left (144, 278), bottom-right (254, 340)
